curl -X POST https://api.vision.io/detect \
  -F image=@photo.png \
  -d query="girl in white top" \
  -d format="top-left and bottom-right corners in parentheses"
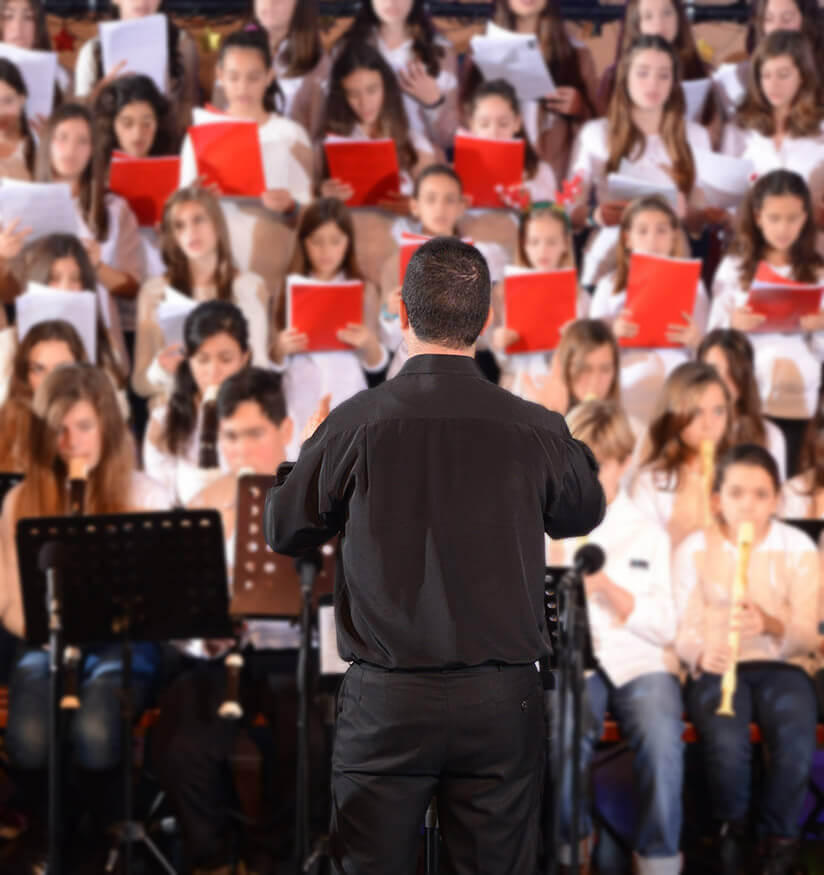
top-left (212, 4), bottom-right (330, 140)
top-left (591, 195), bottom-right (709, 422)
top-left (132, 185), bottom-right (269, 400)
top-left (673, 444), bottom-right (819, 869)
top-left (457, 78), bottom-right (557, 264)
top-left (0, 60), bottom-right (35, 181)
top-left (73, 0), bottom-right (199, 124)
top-left (180, 28), bottom-right (314, 308)
top-left (93, 74), bottom-right (180, 281)
top-left (341, 0), bottom-right (459, 153)
top-left (708, 169), bottom-right (824, 419)
top-left (631, 361), bottom-right (733, 549)
top-left (491, 203), bottom-right (587, 392)
top-left (697, 328), bottom-right (787, 481)
top-left (781, 394), bottom-right (824, 517)
top-left (721, 30), bottom-right (824, 238)
top-left (272, 197), bottom-right (386, 444)
top-left (34, 104), bottom-right (144, 334)
top-left (568, 34), bottom-right (715, 289)
top-left (143, 300), bottom-right (251, 506)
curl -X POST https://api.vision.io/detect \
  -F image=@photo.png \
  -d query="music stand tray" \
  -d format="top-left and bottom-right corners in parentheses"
top-left (231, 474), bottom-right (335, 619)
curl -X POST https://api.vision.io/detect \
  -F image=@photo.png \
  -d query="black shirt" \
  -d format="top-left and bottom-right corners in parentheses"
top-left (264, 354), bottom-right (605, 669)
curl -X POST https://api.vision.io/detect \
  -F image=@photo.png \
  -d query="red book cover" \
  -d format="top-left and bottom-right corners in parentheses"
top-left (188, 121), bottom-right (265, 197)
top-left (504, 267), bottom-right (577, 353)
top-left (109, 153), bottom-right (180, 227)
top-left (748, 262), bottom-right (823, 333)
top-left (621, 252), bottom-right (701, 348)
top-left (287, 277), bottom-right (365, 353)
top-left (324, 138), bottom-right (400, 207)
top-left (398, 233), bottom-right (474, 283)
top-left (453, 133), bottom-right (525, 209)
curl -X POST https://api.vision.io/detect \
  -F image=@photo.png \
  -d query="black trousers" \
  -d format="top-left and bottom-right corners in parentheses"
top-left (330, 662), bottom-right (545, 875)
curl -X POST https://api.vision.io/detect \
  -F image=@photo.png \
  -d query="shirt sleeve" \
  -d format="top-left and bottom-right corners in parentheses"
top-left (623, 526), bottom-right (676, 647)
top-left (776, 537), bottom-right (820, 659)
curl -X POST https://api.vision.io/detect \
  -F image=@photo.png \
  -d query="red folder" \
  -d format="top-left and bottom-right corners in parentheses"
top-left (747, 262), bottom-right (823, 333)
top-left (453, 133), bottom-right (525, 209)
top-left (504, 268), bottom-right (577, 353)
top-left (109, 153), bottom-right (180, 227)
top-left (188, 121), bottom-right (265, 197)
top-left (621, 253), bottom-right (701, 348)
top-left (287, 278), bottom-right (365, 353)
top-left (398, 232), bottom-right (474, 283)
top-left (324, 138), bottom-right (400, 207)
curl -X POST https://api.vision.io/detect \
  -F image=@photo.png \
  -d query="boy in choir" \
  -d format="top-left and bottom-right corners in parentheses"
top-left (154, 367), bottom-right (320, 875)
top-left (548, 400), bottom-right (683, 875)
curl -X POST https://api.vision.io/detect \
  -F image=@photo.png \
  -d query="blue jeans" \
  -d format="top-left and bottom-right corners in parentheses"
top-left (686, 661), bottom-right (816, 838)
top-left (6, 644), bottom-right (154, 772)
top-left (549, 671), bottom-right (684, 869)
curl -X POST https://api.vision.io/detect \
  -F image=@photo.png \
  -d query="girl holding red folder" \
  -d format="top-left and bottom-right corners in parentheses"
top-left (709, 169), bottom-right (824, 419)
top-left (590, 195), bottom-right (709, 422)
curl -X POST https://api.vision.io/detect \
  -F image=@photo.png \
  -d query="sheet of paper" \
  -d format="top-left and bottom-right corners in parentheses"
top-left (156, 286), bottom-right (197, 347)
top-left (17, 282), bottom-right (97, 361)
top-left (100, 14), bottom-right (168, 94)
top-left (606, 172), bottom-right (678, 209)
top-left (712, 61), bottom-right (748, 117)
top-left (682, 78), bottom-right (712, 122)
top-left (0, 179), bottom-right (79, 241)
top-left (470, 22), bottom-right (556, 101)
top-left (693, 148), bottom-right (754, 209)
top-left (0, 43), bottom-right (57, 119)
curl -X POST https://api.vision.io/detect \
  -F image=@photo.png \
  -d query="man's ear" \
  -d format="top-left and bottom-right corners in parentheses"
top-left (399, 295), bottom-right (410, 330)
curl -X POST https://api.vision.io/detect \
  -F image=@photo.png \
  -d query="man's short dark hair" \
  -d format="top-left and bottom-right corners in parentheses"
top-left (217, 367), bottom-right (288, 426)
top-left (402, 237), bottom-right (490, 349)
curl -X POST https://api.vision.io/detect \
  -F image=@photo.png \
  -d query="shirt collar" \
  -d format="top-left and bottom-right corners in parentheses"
top-left (396, 353), bottom-right (483, 379)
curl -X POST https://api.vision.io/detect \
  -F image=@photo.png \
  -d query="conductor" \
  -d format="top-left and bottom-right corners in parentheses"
top-left (264, 237), bottom-right (605, 874)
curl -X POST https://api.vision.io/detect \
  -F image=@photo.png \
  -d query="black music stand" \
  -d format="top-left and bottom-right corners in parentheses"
top-left (235, 473), bottom-right (336, 873)
top-left (17, 509), bottom-right (231, 875)
top-left (545, 565), bottom-right (600, 875)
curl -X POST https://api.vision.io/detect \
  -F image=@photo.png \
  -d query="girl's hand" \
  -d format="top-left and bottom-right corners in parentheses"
top-left (800, 312), bottom-right (824, 333)
top-left (496, 183), bottom-right (530, 211)
top-left (320, 178), bottom-right (354, 202)
top-left (272, 328), bottom-right (309, 363)
top-left (384, 285), bottom-right (403, 317)
top-left (158, 343), bottom-right (184, 376)
top-left (302, 393), bottom-right (331, 443)
top-left (699, 641), bottom-right (731, 675)
top-left (0, 218), bottom-right (32, 260)
top-left (596, 201), bottom-right (628, 227)
top-left (81, 238), bottom-right (102, 270)
top-left (397, 60), bottom-right (441, 107)
top-left (337, 323), bottom-right (383, 367)
top-left (491, 326), bottom-right (520, 352)
top-left (544, 86), bottom-right (584, 117)
top-left (261, 188), bottom-right (295, 213)
top-left (730, 306), bottom-right (766, 333)
top-left (87, 60), bottom-right (129, 104)
top-left (732, 601), bottom-right (766, 639)
top-left (31, 114), bottom-right (48, 139)
top-left (666, 311), bottom-right (701, 349)
top-left (377, 191), bottom-right (411, 215)
top-left (196, 174), bottom-right (223, 198)
top-left (613, 308), bottom-right (639, 340)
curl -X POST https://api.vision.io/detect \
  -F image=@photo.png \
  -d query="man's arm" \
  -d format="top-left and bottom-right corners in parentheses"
top-left (541, 430), bottom-right (605, 540)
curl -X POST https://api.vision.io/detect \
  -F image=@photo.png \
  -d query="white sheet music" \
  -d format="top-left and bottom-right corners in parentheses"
top-left (606, 159), bottom-right (678, 208)
top-left (470, 22), bottom-right (556, 101)
top-left (0, 43), bottom-right (57, 119)
top-left (100, 14), bottom-right (168, 95)
top-left (0, 179), bottom-right (79, 240)
top-left (17, 282), bottom-right (97, 362)
top-left (712, 61), bottom-right (748, 118)
top-left (682, 78), bottom-right (712, 123)
top-left (157, 286), bottom-right (197, 347)
top-left (693, 148), bottom-right (754, 209)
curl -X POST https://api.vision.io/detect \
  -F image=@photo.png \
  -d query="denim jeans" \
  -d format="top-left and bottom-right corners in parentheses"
top-left (548, 670), bottom-right (684, 873)
top-left (6, 644), bottom-right (154, 772)
top-left (686, 661), bottom-right (817, 838)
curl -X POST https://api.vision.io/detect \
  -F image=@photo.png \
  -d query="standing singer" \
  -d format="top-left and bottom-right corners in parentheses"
top-left (265, 237), bottom-right (605, 874)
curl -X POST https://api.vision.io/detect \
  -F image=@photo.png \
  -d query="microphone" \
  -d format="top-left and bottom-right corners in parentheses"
top-left (572, 543), bottom-right (605, 577)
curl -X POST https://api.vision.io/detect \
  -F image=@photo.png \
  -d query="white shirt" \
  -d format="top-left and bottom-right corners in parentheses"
top-left (548, 490), bottom-right (679, 688)
top-left (709, 255), bottom-right (824, 418)
top-left (673, 520), bottom-right (820, 673)
top-left (569, 118), bottom-right (712, 287)
top-left (781, 471), bottom-right (821, 519)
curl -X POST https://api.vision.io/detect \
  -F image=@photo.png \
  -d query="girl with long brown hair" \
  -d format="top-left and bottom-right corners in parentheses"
top-left (721, 31), bottom-right (824, 227)
top-left (590, 195), bottom-right (709, 420)
top-left (0, 319), bottom-right (86, 471)
top-left (341, 0), bottom-right (458, 152)
top-left (274, 197), bottom-right (386, 439)
top-left (708, 169), bottom-right (824, 420)
top-left (132, 185), bottom-right (268, 400)
top-left (0, 59), bottom-right (36, 180)
top-left (630, 360), bottom-right (732, 547)
top-left (568, 35), bottom-right (713, 289)
top-left (697, 328), bottom-right (787, 478)
top-left (460, 0), bottom-right (597, 182)
top-left (0, 0), bottom-right (71, 95)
